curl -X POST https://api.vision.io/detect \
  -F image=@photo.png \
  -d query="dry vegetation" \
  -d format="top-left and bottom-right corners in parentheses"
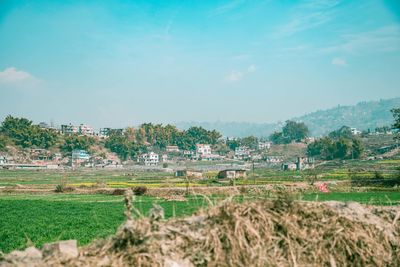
top-left (2, 192), bottom-right (399, 267)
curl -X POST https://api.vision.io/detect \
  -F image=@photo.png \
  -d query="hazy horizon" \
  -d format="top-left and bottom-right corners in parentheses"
top-left (1, 1), bottom-right (400, 128)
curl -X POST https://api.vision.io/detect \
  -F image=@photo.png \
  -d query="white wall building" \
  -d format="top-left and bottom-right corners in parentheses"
top-left (196, 144), bottom-right (212, 156)
top-left (235, 146), bottom-right (251, 159)
top-left (61, 123), bottom-right (95, 136)
top-left (142, 152), bottom-right (159, 166)
top-left (351, 128), bottom-right (362, 135)
top-left (258, 141), bottom-right (272, 150)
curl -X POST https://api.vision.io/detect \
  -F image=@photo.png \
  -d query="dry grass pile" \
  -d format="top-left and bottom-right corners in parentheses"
top-left (2, 193), bottom-right (399, 266)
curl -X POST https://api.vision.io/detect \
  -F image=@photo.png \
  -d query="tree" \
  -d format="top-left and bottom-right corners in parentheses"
top-left (240, 136), bottom-right (259, 149)
top-left (334, 138), bottom-right (351, 159)
top-left (307, 136), bottom-right (363, 160)
top-left (392, 108), bottom-right (400, 130)
top-left (0, 115), bottom-right (59, 149)
top-left (282, 120), bottom-right (309, 142)
top-left (0, 134), bottom-right (10, 151)
top-left (351, 138), bottom-right (364, 159)
top-left (329, 126), bottom-right (353, 139)
top-left (270, 121), bottom-right (309, 144)
top-left (269, 131), bottom-right (287, 144)
top-left (60, 135), bottom-right (94, 153)
top-left (105, 134), bottom-right (131, 160)
top-left (392, 108), bottom-right (400, 140)
top-left (226, 138), bottom-right (240, 151)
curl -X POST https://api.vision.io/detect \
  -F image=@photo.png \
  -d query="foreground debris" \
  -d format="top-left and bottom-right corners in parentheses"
top-left (1, 199), bottom-right (399, 267)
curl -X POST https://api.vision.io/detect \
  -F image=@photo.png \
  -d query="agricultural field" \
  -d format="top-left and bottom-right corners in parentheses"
top-left (0, 158), bottom-right (399, 255)
top-left (0, 194), bottom-right (212, 253)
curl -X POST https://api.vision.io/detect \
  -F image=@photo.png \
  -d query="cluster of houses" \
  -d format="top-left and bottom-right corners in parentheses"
top-left (139, 144), bottom-right (225, 166)
top-left (233, 141), bottom-right (272, 160)
top-left (39, 122), bottom-right (123, 138)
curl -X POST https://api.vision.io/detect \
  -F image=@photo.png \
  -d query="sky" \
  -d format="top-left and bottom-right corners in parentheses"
top-left (0, 0), bottom-right (400, 129)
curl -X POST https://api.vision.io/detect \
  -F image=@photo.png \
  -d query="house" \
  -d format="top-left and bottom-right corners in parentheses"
top-left (142, 152), bottom-right (159, 166)
top-left (351, 128), bottom-right (362, 135)
top-left (235, 146), bottom-right (251, 160)
top-left (296, 157), bottom-right (315, 170)
top-left (218, 169), bottom-right (247, 179)
top-left (79, 124), bottom-right (95, 136)
top-left (166, 145), bottom-right (180, 153)
top-left (264, 156), bottom-right (284, 163)
top-left (61, 124), bottom-right (79, 135)
top-left (161, 154), bottom-right (169, 162)
top-left (175, 169), bottom-right (203, 179)
top-left (30, 149), bottom-right (52, 161)
top-left (61, 123), bottom-right (95, 136)
top-left (258, 141), bottom-right (272, 150)
top-left (72, 150), bottom-right (90, 160)
top-left (182, 150), bottom-right (195, 159)
top-left (0, 156), bottom-right (8, 165)
top-left (196, 144), bottom-right (211, 156)
top-left (99, 128), bottom-right (124, 137)
top-left (53, 153), bottom-right (62, 161)
top-left (282, 163), bottom-right (297, 171)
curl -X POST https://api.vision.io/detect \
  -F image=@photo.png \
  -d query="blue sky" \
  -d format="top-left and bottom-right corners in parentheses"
top-left (0, 0), bottom-right (399, 128)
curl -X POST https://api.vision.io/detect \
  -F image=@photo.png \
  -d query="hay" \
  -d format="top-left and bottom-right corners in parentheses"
top-left (2, 199), bottom-right (400, 267)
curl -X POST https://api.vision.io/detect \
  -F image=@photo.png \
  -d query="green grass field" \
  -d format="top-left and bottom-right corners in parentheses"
top-left (1, 190), bottom-right (399, 253)
top-left (302, 191), bottom-right (400, 205)
top-left (0, 194), bottom-right (209, 253)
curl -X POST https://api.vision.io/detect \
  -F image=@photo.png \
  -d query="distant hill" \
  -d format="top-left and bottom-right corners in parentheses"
top-left (294, 98), bottom-right (400, 136)
top-left (175, 98), bottom-right (400, 137)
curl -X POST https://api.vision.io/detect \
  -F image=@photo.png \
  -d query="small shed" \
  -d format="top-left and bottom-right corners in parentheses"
top-left (175, 169), bottom-right (203, 179)
top-left (218, 169), bottom-right (247, 179)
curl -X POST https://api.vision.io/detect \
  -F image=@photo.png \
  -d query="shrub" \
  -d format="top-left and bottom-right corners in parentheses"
top-left (54, 184), bottom-right (64, 193)
top-left (54, 184), bottom-right (75, 193)
top-left (132, 186), bottom-right (147, 196)
top-left (112, 189), bottom-right (126, 196)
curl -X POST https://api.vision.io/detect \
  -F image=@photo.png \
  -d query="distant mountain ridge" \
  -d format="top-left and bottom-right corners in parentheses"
top-left (175, 97), bottom-right (400, 137)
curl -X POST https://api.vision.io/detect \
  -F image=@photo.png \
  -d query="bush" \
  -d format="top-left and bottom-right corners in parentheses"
top-left (162, 163), bottom-right (168, 168)
top-left (112, 189), bottom-right (126, 196)
top-left (54, 184), bottom-right (75, 193)
top-left (132, 186), bottom-right (147, 196)
top-left (54, 184), bottom-right (64, 193)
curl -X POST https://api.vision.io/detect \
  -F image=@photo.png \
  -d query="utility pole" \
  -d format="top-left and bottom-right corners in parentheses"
top-left (252, 160), bottom-right (255, 185)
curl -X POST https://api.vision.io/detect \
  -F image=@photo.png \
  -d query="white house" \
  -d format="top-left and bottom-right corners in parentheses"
top-left (235, 146), bottom-right (251, 159)
top-left (142, 152), bottom-right (159, 166)
top-left (72, 150), bottom-right (90, 160)
top-left (258, 141), bottom-right (272, 150)
top-left (0, 156), bottom-right (8, 165)
top-left (196, 144), bottom-right (212, 156)
top-left (351, 128), bottom-right (362, 135)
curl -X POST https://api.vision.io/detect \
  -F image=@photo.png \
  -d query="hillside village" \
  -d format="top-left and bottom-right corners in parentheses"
top-left (1, 112), bottom-right (399, 179)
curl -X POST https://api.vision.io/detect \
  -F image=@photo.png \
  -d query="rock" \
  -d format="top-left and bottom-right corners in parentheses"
top-left (164, 258), bottom-right (194, 267)
top-left (96, 256), bottom-right (111, 267)
top-left (42, 240), bottom-right (79, 259)
top-left (2, 247), bottom-right (42, 266)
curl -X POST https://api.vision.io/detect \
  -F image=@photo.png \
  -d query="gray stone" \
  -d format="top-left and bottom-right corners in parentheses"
top-left (42, 240), bottom-right (79, 259)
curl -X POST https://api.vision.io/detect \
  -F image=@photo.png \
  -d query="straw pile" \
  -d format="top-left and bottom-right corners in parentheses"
top-left (2, 196), bottom-right (400, 267)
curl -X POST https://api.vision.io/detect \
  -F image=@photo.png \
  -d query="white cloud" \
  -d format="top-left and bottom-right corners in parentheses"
top-left (321, 24), bottom-right (400, 54)
top-left (0, 67), bottom-right (40, 87)
top-left (274, 0), bottom-right (341, 37)
top-left (226, 71), bottom-right (243, 82)
top-left (247, 64), bottom-right (257, 73)
top-left (331, 57), bottom-right (347, 66)
top-left (226, 64), bottom-right (257, 83)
